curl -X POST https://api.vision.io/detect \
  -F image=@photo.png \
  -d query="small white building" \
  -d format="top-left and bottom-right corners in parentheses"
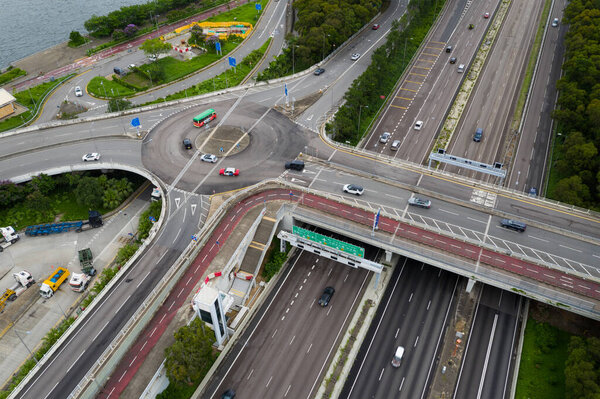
top-left (191, 285), bottom-right (234, 346)
top-left (0, 88), bottom-right (17, 119)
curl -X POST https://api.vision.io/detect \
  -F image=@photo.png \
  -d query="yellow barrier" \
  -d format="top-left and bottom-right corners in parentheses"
top-left (173, 21), bottom-right (253, 39)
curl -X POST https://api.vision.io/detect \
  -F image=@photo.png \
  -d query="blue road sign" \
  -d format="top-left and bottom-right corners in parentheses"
top-left (284, 83), bottom-right (288, 96)
top-left (255, 3), bottom-right (262, 10)
top-left (228, 57), bottom-right (237, 67)
top-left (215, 42), bottom-right (221, 53)
top-left (131, 117), bottom-right (140, 127)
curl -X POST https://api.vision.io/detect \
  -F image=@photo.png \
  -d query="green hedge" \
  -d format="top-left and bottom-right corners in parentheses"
top-left (262, 238), bottom-right (291, 282)
top-left (0, 67), bottom-right (26, 85)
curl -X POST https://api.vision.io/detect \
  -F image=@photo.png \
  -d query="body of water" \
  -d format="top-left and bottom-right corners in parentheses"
top-left (0, 0), bottom-right (149, 70)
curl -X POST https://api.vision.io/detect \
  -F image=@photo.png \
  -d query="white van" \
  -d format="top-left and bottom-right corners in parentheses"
top-left (457, 64), bottom-right (465, 73)
top-left (391, 346), bottom-right (404, 367)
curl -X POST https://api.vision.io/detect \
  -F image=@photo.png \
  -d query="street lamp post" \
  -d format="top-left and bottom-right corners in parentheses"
top-left (100, 81), bottom-right (107, 98)
top-left (14, 329), bottom-right (38, 364)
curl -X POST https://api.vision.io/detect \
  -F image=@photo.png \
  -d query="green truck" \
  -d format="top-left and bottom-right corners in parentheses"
top-left (70, 248), bottom-right (97, 293)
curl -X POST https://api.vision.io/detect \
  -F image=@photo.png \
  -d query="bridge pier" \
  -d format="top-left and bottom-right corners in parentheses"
top-left (466, 278), bottom-right (476, 293)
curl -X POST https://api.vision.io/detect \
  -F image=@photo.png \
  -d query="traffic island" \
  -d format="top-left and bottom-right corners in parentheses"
top-left (195, 125), bottom-right (249, 156)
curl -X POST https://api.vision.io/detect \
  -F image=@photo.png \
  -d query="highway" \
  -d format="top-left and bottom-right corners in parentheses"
top-left (1, 0), bottom-right (599, 397)
top-left (342, 259), bottom-right (458, 399)
top-left (203, 251), bottom-right (370, 398)
top-left (454, 286), bottom-right (521, 399)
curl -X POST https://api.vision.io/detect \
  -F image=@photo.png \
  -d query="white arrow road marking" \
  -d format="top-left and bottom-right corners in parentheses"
top-left (175, 197), bottom-right (181, 208)
top-left (191, 204), bottom-right (197, 215)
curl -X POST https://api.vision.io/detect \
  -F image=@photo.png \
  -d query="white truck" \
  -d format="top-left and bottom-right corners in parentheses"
top-left (0, 226), bottom-right (20, 252)
top-left (69, 248), bottom-right (97, 292)
top-left (0, 271), bottom-right (35, 311)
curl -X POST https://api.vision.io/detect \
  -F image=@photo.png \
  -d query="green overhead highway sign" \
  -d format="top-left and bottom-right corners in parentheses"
top-left (292, 226), bottom-right (365, 258)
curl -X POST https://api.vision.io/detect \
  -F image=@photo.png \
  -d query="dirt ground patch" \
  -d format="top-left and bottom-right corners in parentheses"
top-left (194, 125), bottom-right (249, 156)
top-left (57, 101), bottom-right (87, 120)
top-left (529, 301), bottom-right (600, 337)
top-left (274, 92), bottom-right (323, 118)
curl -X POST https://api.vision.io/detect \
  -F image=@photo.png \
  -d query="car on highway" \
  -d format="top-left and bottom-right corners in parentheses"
top-left (552, 18), bottom-right (559, 27)
top-left (391, 346), bottom-right (405, 367)
top-left (446, 45), bottom-right (452, 53)
top-left (449, 57), bottom-right (457, 64)
top-left (414, 120), bottom-right (423, 130)
top-left (468, 23), bottom-right (475, 30)
top-left (408, 197), bottom-right (431, 208)
top-left (201, 154), bottom-right (218, 163)
top-left (351, 53), bottom-right (360, 61)
top-left (391, 139), bottom-right (401, 150)
top-left (183, 138), bottom-right (192, 149)
top-left (483, 12), bottom-right (490, 19)
top-left (219, 167), bottom-right (240, 176)
top-left (318, 286), bottom-right (335, 307)
top-left (528, 187), bottom-right (538, 197)
top-left (221, 389), bottom-right (236, 399)
top-left (82, 153), bottom-right (100, 162)
top-left (458, 64), bottom-right (465, 73)
top-left (343, 184), bottom-right (364, 196)
top-left (500, 219), bottom-right (527, 232)
top-left (473, 128), bottom-right (483, 142)
top-left (372, 24), bottom-right (380, 30)
top-left (314, 68), bottom-right (325, 76)
top-left (379, 132), bottom-right (391, 143)
top-left (74, 86), bottom-right (83, 97)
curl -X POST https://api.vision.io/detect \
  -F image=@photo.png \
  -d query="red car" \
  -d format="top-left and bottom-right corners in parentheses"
top-left (483, 12), bottom-right (490, 18)
top-left (372, 24), bottom-right (380, 30)
top-left (219, 167), bottom-right (240, 176)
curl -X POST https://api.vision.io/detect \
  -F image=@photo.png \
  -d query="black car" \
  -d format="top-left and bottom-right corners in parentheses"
top-left (319, 286), bottom-right (335, 307)
top-left (314, 68), bottom-right (325, 76)
top-left (449, 57), bottom-right (457, 64)
top-left (221, 389), bottom-right (236, 399)
top-left (183, 138), bottom-right (192, 149)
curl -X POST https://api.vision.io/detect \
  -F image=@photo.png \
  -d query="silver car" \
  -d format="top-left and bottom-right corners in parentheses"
top-left (380, 132), bottom-right (391, 143)
top-left (351, 53), bottom-right (360, 61)
top-left (408, 197), bottom-right (431, 208)
top-left (201, 154), bottom-right (218, 163)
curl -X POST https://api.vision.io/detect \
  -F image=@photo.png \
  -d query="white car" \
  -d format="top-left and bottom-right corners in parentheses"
top-left (343, 184), bottom-right (364, 196)
top-left (201, 154), bottom-right (218, 163)
top-left (82, 153), bottom-right (100, 162)
top-left (552, 18), bottom-right (559, 27)
top-left (128, 63), bottom-right (136, 69)
top-left (351, 53), bottom-right (361, 61)
top-left (408, 197), bottom-right (431, 208)
top-left (380, 132), bottom-right (391, 143)
top-left (414, 121), bottom-right (423, 130)
top-left (74, 86), bottom-right (83, 97)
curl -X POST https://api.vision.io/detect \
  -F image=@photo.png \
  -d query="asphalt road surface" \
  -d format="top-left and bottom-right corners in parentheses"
top-left (454, 285), bottom-right (522, 399)
top-left (342, 258), bottom-right (459, 399)
top-left (204, 250), bottom-right (370, 398)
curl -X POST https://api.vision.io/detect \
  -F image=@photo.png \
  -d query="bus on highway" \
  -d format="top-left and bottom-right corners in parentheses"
top-left (193, 108), bottom-right (217, 127)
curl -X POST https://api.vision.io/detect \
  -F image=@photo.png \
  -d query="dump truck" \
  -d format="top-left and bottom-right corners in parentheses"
top-left (0, 226), bottom-right (20, 252)
top-left (40, 267), bottom-right (70, 298)
top-left (0, 271), bottom-right (35, 311)
top-left (69, 248), bottom-right (97, 292)
top-left (25, 211), bottom-right (103, 237)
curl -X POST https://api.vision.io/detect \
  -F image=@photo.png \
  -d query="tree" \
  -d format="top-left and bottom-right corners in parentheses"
top-left (29, 173), bottom-right (55, 195)
top-left (140, 38), bottom-right (171, 60)
top-left (107, 98), bottom-right (133, 113)
top-left (75, 177), bottom-right (104, 208)
top-left (164, 318), bottom-right (216, 385)
top-left (553, 175), bottom-right (591, 206)
top-left (25, 190), bottom-right (51, 212)
top-left (123, 24), bottom-right (138, 37)
top-left (69, 31), bottom-right (85, 46)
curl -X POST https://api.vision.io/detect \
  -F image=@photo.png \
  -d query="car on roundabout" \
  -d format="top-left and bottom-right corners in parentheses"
top-left (219, 167), bottom-right (239, 176)
top-left (74, 86), bottom-right (83, 97)
top-left (408, 197), bottom-right (431, 208)
top-left (343, 184), bottom-right (364, 196)
top-left (201, 154), bottom-right (218, 163)
top-left (82, 153), bottom-right (100, 162)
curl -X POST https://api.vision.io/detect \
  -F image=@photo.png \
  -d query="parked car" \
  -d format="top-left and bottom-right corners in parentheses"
top-left (318, 286), bottom-right (335, 307)
top-left (285, 160), bottom-right (305, 171)
top-left (314, 68), bottom-right (325, 76)
top-left (351, 53), bottom-right (361, 61)
top-left (408, 197), bottom-right (431, 208)
top-left (82, 153), bottom-right (100, 162)
top-left (219, 167), bottom-right (240, 176)
top-left (380, 132), bottom-right (391, 143)
top-left (183, 138), bottom-right (193, 149)
top-left (552, 18), bottom-right (559, 27)
top-left (74, 86), bottom-right (83, 97)
top-left (372, 24), bottom-right (381, 30)
top-left (201, 154), bottom-right (218, 163)
top-left (500, 219), bottom-right (527, 232)
top-left (343, 184), bottom-right (364, 196)
top-left (414, 120), bottom-right (424, 130)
